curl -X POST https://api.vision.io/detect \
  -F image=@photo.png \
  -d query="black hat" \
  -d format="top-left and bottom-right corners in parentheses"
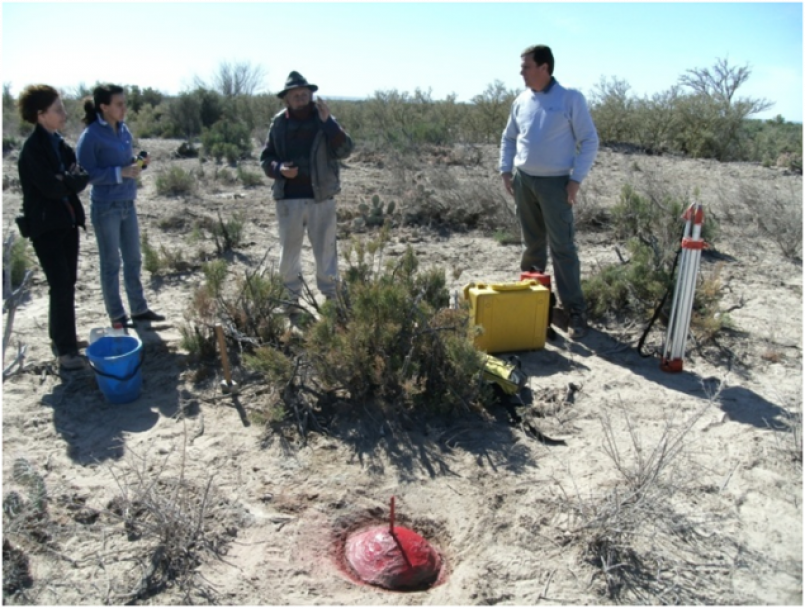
top-left (277, 71), bottom-right (318, 98)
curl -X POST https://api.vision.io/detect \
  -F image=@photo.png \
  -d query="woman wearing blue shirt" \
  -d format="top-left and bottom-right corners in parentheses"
top-left (76, 84), bottom-right (164, 329)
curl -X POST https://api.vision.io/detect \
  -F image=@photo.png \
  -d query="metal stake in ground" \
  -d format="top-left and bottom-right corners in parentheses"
top-left (215, 323), bottom-right (238, 394)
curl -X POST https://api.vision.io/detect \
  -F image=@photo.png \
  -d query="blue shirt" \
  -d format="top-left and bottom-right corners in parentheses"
top-left (499, 78), bottom-right (599, 183)
top-left (76, 116), bottom-right (137, 203)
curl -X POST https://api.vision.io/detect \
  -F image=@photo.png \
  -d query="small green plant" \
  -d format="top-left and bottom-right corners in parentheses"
top-left (202, 259), bottom-right (229, 298)
top-left (211, 211), bottom-right (244, 253)
top-left (156, 166), bottom-right (195, 196)
top-left (179, 323), bottom-right (217, 360)
top-left (357, 194), bottom-right (396, 228)
top-left (9, 238), bottom-right (32, 288)
top-left (583, 238), bottom-right (672, 319)
top-left (493, 229), bottom-right (521, 245)
top-left (141, 231), bottom-right (162, 274)
top-left (141, 232), bottom-right (189, 274)
top-left (237, 165), bottom-right (263, 188)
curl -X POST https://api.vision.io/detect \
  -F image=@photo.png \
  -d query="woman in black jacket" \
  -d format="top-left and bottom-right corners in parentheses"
top-left (17, 85), bottom-right (89, 370)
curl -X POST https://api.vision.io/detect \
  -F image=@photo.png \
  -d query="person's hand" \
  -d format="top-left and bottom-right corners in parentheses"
top-left (315, 97), bottom-right (331, 122)
top-left (280, 162), bottom-right (298, 179)
top-left (502, 172), bottom-right (514, 196)
top-left (121, 165), bottom-right (142, 179)
top-left (566, 180), bottom-right (580, 206)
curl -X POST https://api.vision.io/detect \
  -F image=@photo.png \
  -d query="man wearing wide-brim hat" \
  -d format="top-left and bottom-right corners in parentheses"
top-left (260, 71), bottom-right (354, 309)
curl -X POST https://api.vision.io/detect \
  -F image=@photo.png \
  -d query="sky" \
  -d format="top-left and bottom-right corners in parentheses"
top-left (1, 1), bottom-right (803, 122)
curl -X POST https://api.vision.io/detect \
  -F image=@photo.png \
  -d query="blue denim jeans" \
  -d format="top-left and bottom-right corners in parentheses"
top-left (90, 199), bottom-right (148, 321)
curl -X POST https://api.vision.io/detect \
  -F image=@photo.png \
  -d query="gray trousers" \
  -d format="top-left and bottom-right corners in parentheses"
top-left (513, 171), bottom-right (586, 315)
top-left (275, 197), bottom-right (338, 300)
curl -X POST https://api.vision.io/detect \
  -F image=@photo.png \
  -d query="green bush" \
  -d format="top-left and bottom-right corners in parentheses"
top-left (9, 238), bottom-right (33, 287)
top-left (156, 166), bottom-right (195, 196)
top-left (585, 184), bottom-right (726, 339)
top-left (201, 119), bottom-right (251, 164)
top-left (305, 237), bottom-right (482, 412)
top-left (237, 166), bottom-right (263, 188)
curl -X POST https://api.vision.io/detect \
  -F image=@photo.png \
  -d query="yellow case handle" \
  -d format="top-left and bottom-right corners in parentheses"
top-left (463, 280), bottom-right (539, 298)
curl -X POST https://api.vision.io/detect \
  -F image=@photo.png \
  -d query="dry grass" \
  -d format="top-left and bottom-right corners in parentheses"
top-left (544, 393), bottom-right (744, 603)
top-left (729, 180), bottom-right (802, 260)
top-left (102, 440), bottom-right (231, 604)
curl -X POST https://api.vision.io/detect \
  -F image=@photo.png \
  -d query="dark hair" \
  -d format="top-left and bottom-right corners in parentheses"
top-left (522, 45), bottom-right (555, 75)
top-left (82, 83), bottom-right (125, 125)
top-left (18, 84), bottom-right (60, 125)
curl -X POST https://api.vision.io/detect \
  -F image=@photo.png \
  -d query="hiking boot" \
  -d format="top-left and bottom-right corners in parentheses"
top-left (568, 313), bottom-right (588, 340)
top-left (59, 353), bottom-right (85, 371)
top-left (132, 309), bottom-right (166, 322)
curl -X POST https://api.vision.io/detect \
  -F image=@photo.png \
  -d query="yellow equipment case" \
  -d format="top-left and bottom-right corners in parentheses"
top-left (463, 280), bottom-right (550, 353)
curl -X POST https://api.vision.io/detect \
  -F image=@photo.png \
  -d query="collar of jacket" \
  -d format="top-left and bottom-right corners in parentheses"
top-left (33, 123), bottom-right (63, 170)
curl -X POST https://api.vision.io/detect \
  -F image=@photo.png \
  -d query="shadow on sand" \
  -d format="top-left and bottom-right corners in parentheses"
top-left (41, 322), bottom-right (197, 464)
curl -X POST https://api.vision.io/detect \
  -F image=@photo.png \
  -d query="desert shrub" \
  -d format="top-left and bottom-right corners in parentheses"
top-left (588, 58), bottom-right (787, 162)
top-left (464, 80), bottom-right (518, 144)
top-left (390, 162), bottom-right (519, 234)
top-left (127, 102), bottom-right (168, 138)
top-left (201, 119), bottom-right (251, 165)
top-left (202, 259), bottom-right (228, 298)
top-left (237, 165), bottom-right (263, 187)
top-left (209, 211), bottom-right (244, 254)
top-left (738, 181), bottom-right (802, 260)
top-left (141, 231), bottom-right (162, 274)
top-left (125, 84), bottom-right (164, 113)
top-left (585, 183), bottom-right (726, 338)
top-left (141, 232), bottom-right (189, 275)
top-left (612, 184), bottom-right (718, 253)
top-left (103, 446), bottom-right (233, 603)
top-left (589, 77), bottom-right (637, 145)
top-left (583, 238), bottom-right (672, 319)
top-left (548, 403), bottom-right (731, 603)
top-left (305, 235), bottom-right (484, 412)
top-left (9, 238), bottom-right (33, 288)
top-left (156, 166), bottom-right (195, 196)
top-left (3, 460), bottom-right (49, 549)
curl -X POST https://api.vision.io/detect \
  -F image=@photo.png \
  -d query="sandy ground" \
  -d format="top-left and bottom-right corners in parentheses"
top-left (1, 139), bottom-right (802, 605)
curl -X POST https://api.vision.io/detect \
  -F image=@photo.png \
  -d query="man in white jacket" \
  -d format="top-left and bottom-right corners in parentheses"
top-left (500, 44), bottom-right (599, 339)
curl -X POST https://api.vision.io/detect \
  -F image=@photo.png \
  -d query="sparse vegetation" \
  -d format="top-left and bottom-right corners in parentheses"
top-left (548, 401), bottom-right (738, 603)
top-left (0, 232), bottom-right (31, 382)
top-left (237, 165), bottom-right (263, 187)
top-left (583, 182), bottom-right (727, 341)
top-left (141, 231), bottom-right (190, 275)
top-left (99, 442), bottom-right (235, 603)
top-left (738, 181), bottom-right (802, 260)
top-left (9, 237), bottom-right (33, 288)
top-left (155, 166), bottom-right (196, 196)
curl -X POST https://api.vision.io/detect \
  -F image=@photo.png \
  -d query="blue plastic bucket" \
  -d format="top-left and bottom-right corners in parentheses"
top-left (86, 335), bottom-right (144, 404)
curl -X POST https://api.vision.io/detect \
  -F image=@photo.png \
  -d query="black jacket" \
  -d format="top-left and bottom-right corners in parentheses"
top-left (18, 124), bottom-right (88, 239)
